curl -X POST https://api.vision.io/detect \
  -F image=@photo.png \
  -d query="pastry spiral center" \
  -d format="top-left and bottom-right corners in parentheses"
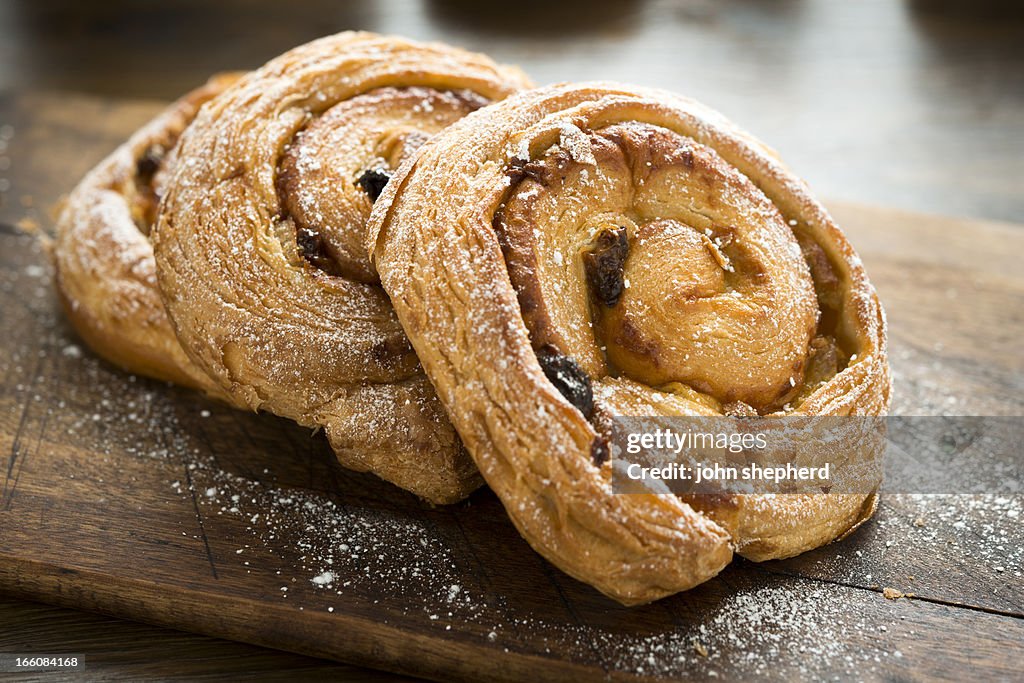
top-left (496, 121), bottom-right (819, 411)
top-left (278, 86), bottom-right (489, 282)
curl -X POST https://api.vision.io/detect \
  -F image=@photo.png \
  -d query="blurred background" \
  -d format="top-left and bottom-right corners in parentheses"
top-left (0, 0), bottom-right (1021, 221)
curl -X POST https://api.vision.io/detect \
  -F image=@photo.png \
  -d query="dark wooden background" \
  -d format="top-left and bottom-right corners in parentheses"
top-left (2, 0), bottom-right (1022, 223)
top-left (1, 1), bottom-right (1022, 680)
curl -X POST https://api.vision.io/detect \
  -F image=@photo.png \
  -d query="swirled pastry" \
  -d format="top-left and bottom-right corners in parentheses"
top-left (154, 33), bottom-right (532, 503)
top-left (54, 73), bottom-right (241, 396)
top-left (368, 83), bottom-right (891, 603)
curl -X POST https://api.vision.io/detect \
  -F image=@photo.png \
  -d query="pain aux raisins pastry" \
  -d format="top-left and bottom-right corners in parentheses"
top-left (368, 83), bottom-right (891, 603)
top-left (54, 73), bottom-right (242, 398)
top-left (152, 32), bottom-right (532, 504)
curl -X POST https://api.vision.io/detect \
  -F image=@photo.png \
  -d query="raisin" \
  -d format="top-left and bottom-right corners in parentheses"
top-left (505, 157), bottom-right (528, 184)
top-left (370, 336), bottom-right (414, 367)
top-left (583, 226), bottom-right (629, 307)
top-left (535, 344), bottom-right (594, 418)
top-left (505, 156), bottom-right (550, 185)
top-left (295, 227), bottom-right (337, 273)
top-left (136, 145), bottom-right (164, 183)
top-left (356, 168), bottom-right (392, 202)
top-left (591, 436), bottom-right (610, 467)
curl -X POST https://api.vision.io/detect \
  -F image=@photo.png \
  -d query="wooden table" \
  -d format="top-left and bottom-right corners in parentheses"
top-left (1, 3), bottom-right (1023, 679)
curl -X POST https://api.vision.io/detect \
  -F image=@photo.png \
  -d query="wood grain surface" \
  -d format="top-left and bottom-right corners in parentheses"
top-left (0, 597), bottom-right (408, 683)
top-left (0, 92), bottom-right (1022, 682)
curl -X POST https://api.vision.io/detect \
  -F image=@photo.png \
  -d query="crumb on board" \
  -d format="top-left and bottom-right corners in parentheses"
top-left (15, 216), bottom-right (41, 234)
top-left (882, 587), bottom-right (916, 601)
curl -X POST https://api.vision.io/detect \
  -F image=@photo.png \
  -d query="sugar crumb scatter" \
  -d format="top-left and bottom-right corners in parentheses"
top-left (2, 239), bottom-right (1020, 678)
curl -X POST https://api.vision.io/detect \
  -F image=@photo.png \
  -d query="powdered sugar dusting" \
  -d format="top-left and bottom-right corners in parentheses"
top-left (4, 148), bottom-right (1020, 680)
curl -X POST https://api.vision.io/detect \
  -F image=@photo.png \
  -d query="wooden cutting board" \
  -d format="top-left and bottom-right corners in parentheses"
top-left (0, 91), bottom-right (1022, 682)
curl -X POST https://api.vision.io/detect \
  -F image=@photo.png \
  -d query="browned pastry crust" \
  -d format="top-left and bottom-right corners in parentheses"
top-left (368, 83), bottom-right (891, 603)
top-left (153, 33), bottom-right (532, 504)
top-left (53, 73), bottom-right (242, 395)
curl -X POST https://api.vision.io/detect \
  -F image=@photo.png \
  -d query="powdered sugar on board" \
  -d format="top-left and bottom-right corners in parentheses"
top-left (43, 359), bottom-right (962, 678)
top-left (2, 232), bottom-right (1021, 679)
top-left (183, 465), bottom-right (930, 679)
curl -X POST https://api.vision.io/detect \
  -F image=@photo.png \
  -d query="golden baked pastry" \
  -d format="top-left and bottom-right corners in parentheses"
top-left (153, 33), bottom-right (532, 504)
top-left (368, 83), bottom-right (891, 603)
top-left (54, 73), bottom-right (242, 396)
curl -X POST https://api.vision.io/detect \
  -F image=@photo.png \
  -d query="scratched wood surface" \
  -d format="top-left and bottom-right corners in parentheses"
top-left (0, 92), bottom-right (1022, 682)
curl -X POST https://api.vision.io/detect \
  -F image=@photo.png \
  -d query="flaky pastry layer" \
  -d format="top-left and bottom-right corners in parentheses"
top-left (153, 32), bottom-right (532, 503)
top-left (369, 83), bottom-right (891, 603)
